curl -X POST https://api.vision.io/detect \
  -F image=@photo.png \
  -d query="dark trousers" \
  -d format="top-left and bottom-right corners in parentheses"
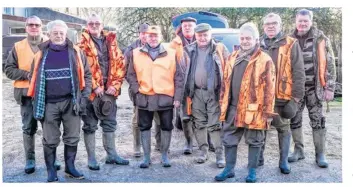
top-left (42, 99), bottom-right (81, 148)
top-left (138, 109), bottom-right (173, 131)
top-left (20, 97), bottom-right (38, 135)
top-left (291, 85), bottom-right (324, 129)
top-left (222, 105), bottom-right (265, 147)
top-left (82, 100), bottom-right (118, 133)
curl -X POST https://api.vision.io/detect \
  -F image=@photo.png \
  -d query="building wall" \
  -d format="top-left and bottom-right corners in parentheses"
top-left (26, 8), bottom-right (86, 25)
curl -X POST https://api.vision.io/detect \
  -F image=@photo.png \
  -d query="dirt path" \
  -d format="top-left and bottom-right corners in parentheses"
top-left (2, 76), bottom-right (342, 183)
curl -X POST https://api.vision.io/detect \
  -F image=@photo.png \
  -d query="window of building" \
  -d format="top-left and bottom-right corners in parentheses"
top-left (9, 27), bottom-right (26, 35)
top-left (4, 7), bottom-right (14, 15)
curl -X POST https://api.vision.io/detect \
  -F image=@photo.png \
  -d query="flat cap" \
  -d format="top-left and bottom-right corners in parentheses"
top-left (180, 17), bottom-right (197, 24)
top-left (194, 23), bottom-right (212, 33)
top-left (138, 23), bottom-right (149, 33)
top-left (146, 25), bottom-right (162, 34)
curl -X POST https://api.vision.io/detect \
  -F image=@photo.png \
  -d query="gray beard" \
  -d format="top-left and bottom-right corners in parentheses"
top-left (297, 30), bottom-right (309, 36)
top-left (27, 35), bottom-right (42, 45)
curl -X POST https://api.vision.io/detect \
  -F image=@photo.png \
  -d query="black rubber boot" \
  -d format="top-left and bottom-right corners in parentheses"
top-left (43, 145), bottom-right (58, 182)
top-left (140, 130), bottom-right (151, 168)
top-left (103, 132), bottom-right (129, 165)
top-left (182, 120), bottom-right (193, 155)
top-left (278, 129), bottom-right (291, 174)
top-left (64, 145), bottom-right (85, 179)
top-left (84, 132), bottom-right (100, 170)
top-left (214, 146), bottom-right (237, 181)
top-left (23, 134), bottom-right (35, 174)
top-left (208, 132), bottom-right (215, 152)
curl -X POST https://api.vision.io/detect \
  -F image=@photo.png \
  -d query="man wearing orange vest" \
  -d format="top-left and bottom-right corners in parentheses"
top-left (79, 13), bottom-right (129, 170)
top-left (126, 25), bottom-right (184, 168)
top-left (124, 23), bottom-right (163, 157)
top-left (181, 23), bottom-right (229, 168)
top-left (215, 22), bottom-right (276, 183)
top-left (27, 20), bottom-right (92, 182)
top-left (5, 15), bottom-right (60, 175)
top-left (288, 9), bottom-right (336, 168)
top-left (259, 13), bottom-right (305, 174)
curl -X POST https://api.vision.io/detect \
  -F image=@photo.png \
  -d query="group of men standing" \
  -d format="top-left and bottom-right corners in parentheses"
top-left (4, 8), bottom-right (336, 183)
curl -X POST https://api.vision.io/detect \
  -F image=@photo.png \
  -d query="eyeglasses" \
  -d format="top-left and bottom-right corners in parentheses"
top-left (88, 22), bottom-right (101, 27)
top-left (264, 22), bottom-right (279, 27)
top-left (27, 23), bottom-right (41, 28)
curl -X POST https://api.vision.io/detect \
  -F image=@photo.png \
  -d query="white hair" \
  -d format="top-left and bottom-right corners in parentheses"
top-left (240, 22), bottom-right (260, 40)
top-left (47, 20), bottom-right (68, 33)
top-left (263, 12), bottom-right (282, 25)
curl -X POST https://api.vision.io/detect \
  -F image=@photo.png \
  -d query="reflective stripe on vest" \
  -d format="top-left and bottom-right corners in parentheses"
top-left (132, 44), bottom-right (176, 97)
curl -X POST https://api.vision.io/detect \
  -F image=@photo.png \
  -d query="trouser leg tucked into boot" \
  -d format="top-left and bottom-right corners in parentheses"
top-left (103, 132), bottom-right (129, 165)
top-left (161, 130), bottom-right (172, 167)
top-left (64, 145), bottom-right (84, 179)
top-left (84, 132), bottom-right (100, 170)
top-left (313, 128), bottom-right (328, 168)
top-left (215, 146), bottom-right (237, 181)
top-left (194, 127), bottom-right (208, 163)
top-left (278, 129), bottom-right (291, 174)
top-left (43, 145), bottom-right (58, 182)
top-left (246, 146), bottom-right (260, 183)
top-left (182, 120), bottom-right (193, 155)
top-left (209, 130), bottom-right (225, 168)
top-left (288, 127), bottom-right (305, 163)
top-left (23, 134), bottom-right (36, 174)
top-left (140, 130), bottom-right (151, 168)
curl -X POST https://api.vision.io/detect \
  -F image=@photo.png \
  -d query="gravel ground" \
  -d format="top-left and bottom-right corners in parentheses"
top-left (2, 76), bottom-right (342, 183)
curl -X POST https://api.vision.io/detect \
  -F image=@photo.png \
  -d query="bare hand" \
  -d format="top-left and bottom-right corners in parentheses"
top-left (293, 97), bottom-right (300, 103)
top-left (174, 100), bottom-right (180, 108)
top-left (105, 86), bottom-right (116, 96)
top-left (94, 87), bottom-right (104, 97)
top-left (324, 89), bottom-right (334, 101)
top-left (266, 117), bottom-right (273, 123)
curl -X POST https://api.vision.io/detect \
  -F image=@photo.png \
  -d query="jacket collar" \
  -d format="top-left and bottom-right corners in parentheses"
top-left (140, 43), bottom-right (167, 56)
top-left (186, 39), bottom-right (217, 54)
top-left (38, 38), bottom-right (75, 51)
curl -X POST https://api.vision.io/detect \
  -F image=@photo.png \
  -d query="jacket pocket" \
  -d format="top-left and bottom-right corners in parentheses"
top-left (244, 103), bottom-right (259, 125)
top-left (280, 76), bottom-right (293, 97)
top-left (158, 94), bottom-right (174, 107)
top-left (136, 93), bottom-right (148, 108)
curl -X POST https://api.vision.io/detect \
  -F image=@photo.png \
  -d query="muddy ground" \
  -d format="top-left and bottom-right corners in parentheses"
top-left (2, 75), bottom-right (342, 183)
